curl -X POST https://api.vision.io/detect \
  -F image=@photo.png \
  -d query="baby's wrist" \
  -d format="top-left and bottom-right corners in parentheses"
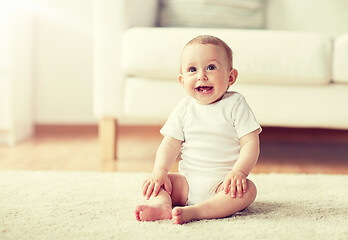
top-left (153, 168), bottom-right (168, 175)
top-left (231, 169), bottom-right (248, 177)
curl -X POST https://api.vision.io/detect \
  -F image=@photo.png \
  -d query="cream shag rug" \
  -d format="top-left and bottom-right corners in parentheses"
top-left (1, 171), bottom-right (347, 240)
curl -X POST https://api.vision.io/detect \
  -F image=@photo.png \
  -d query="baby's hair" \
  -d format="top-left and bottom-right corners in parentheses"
top-left (184, 35), bottom-right (233, 69)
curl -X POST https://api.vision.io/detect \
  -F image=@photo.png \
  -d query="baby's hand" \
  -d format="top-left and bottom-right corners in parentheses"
top-left (142, 169), bottom-right (172, 200)
top-left (221, 170), bottom-right (247, 198)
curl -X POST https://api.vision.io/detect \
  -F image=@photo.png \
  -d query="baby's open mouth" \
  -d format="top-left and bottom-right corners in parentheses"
top-left (196, 86), bottom-right (213, 92)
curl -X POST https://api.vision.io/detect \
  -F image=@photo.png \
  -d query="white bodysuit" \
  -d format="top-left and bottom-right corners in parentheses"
top-left (160, 91), bottom-right (261, 205)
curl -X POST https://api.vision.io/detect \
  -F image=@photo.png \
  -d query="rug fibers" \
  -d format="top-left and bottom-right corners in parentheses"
top-left (0, 171), bottom-right (347, 240)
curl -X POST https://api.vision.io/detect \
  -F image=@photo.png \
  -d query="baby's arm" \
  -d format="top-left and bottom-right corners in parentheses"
top-left (142, 135), bottom-right (182, 199)
top-left (222, 129), bottom-right (260, 198)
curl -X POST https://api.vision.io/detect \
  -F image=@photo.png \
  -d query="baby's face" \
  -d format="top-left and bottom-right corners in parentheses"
top-left (179, 43), bottom-right (237, 105)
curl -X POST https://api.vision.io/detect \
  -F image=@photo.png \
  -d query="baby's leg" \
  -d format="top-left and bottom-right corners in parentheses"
top-left (172, 179), bottom-right (257, 224)
top-left (135, 173), bottom-right (188, 221)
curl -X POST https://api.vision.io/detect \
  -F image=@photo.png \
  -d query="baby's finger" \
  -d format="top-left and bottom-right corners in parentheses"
top-left (145, 182), bottom-right (155, 199)
top-left (223, 179), bottom-right (231, 194)
top-left (230, 181), bottom-right (237, 198)
top-left (142, 181), bottom-right (150, 196)
top-left (153, 183), bottom-right (162, 197)
top-left (242, 178), bottom-right (247, 193)
top-left (236, 179), bottom-right (243, 197)
top-left (164, 181), bottom-right (172, 195)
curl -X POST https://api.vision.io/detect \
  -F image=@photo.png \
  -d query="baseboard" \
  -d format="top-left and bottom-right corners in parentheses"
top-left (34, 124), bottom-right (162, 136)
top-left (33, 124), bottom-right (348, 143)
top-left (35, 124), bottom-right (99, 135)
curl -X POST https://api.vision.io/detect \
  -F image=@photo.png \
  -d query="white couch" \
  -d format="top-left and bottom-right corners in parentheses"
top-left (93, 0), bottom-right (348, 159)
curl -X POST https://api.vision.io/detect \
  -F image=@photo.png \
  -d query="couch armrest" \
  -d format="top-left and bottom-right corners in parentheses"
top-left (93, 0), bottom-right (159, 119)
top-left (333, 33), bottom-right (348, 84)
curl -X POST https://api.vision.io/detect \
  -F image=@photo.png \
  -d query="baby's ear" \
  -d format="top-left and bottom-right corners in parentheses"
top-left (229, 68), bottom-right (238, 86)
top-left (178, 74), bottom-right (184, 86)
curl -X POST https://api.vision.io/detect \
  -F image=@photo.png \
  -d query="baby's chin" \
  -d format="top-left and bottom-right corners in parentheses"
top-left (194, 95), bottom-right (225, 105)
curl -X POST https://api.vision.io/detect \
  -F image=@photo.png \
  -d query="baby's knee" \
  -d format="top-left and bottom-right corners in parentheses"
top-left (246, 179), bottom-right (257, 200)
top-left (168, 173), bottom-right (189, 206)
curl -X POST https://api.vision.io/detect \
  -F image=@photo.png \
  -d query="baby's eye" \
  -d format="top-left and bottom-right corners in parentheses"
top-left (207, 64), bottom-right (216, 70)
top-left (188, 67), bottom-right (197, 72)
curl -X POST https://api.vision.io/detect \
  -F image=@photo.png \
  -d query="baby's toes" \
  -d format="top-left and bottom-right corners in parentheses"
top-left (172, 207), bottom-right (183, 224)
top-left (135, 205), bottom-right (145, 221)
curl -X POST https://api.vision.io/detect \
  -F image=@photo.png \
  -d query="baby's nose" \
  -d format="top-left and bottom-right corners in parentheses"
top-left (197, 71), bottom-right (208, 81)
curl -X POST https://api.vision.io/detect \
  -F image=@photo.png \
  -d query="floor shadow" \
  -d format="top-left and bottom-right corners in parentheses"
top-left (232, 200), bottom-right (348, 219)
top-left (235, 200), bottom-right (286, 217)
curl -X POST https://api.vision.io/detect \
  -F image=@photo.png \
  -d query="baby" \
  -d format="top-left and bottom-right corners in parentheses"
top-left (135, 35), bottom-right (261, 224)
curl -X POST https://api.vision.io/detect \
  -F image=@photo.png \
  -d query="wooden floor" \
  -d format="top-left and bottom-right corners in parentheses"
top-left (0, 125), bottom-right (348, 174)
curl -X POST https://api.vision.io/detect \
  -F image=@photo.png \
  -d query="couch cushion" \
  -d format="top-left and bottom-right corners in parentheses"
top-left (123, 27), bottom-right (332, 86)
top-left (158, 0), bottom-right (265, 29)
top-left (123, 76), bottom-right (348, 129)
top-left (233, 83), bottom-right (348, 129)
top-left (123, 77), bottom-right (186, 120)
top-left (332, 34), bottom-right (348, 84)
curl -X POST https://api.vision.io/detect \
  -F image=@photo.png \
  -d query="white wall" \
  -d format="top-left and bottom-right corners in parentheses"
top-left (33, 0), bottom-right (96, 124)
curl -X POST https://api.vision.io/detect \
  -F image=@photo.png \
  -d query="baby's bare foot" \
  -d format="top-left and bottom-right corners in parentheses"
top-left (135, 204), bottom-right (172, 221)
top-left (172, 206), bottom-right (197, 224)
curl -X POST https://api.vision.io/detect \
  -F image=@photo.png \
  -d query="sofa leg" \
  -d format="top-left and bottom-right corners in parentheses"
top-left (99, 118), bottom-right (118, 160)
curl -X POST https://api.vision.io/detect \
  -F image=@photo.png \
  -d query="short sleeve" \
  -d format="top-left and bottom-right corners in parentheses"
top-left (160, 98), bottom-right (187, 141)
top-left (232, 96), bottom-right (262, 138)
